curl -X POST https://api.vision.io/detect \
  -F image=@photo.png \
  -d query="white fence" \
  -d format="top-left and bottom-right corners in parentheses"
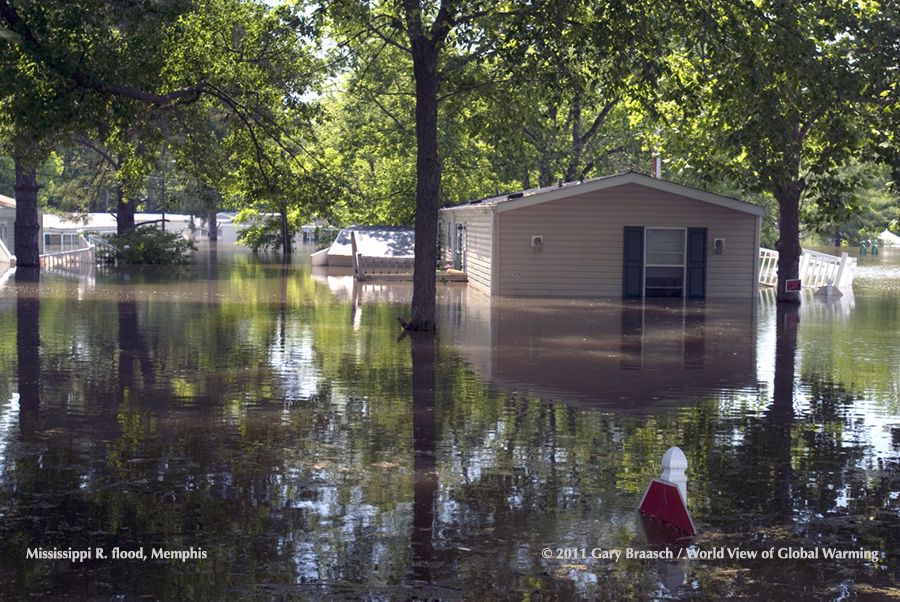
top-left (0, 237), bottom-right (13, 265)
top-left (356, 255), bottom-right (415, 280)
top-left (759, 248), bottom-right (779, 287)
top-left (759, 248), bottom-right (856, 290)
top-left (349, 230), bottom-right (416, 281)
top-left (40, 244), bottom-right (95, 270)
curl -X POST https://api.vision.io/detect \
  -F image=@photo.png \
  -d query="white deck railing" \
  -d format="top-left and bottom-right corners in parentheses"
top-left (759, 248), bottom-right (779, 287)
top-left (357, 255), bottom-right (414, 279)
top-left (0, 237), bottom-right (13, 266)
top-left (349, 230), bottom-right (415, 280)
top-left (759, 247), bottom-right (856, 290)
top-left (40, 244), bottom-right (95, 269)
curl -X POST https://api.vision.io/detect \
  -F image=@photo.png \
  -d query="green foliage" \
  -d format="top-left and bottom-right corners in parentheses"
top-left (233, 209), bottom-right (300, 252)
top-left (0, 0), bottom-right (330, 249)
top-left (803, 163), bottom-right (900, 245)
top-left (316, 45), bottom-right (516, 226)
top-left (96, 227), bottom-right (196, 265)
top-left (657, 0), bottom-right (896, 205)
top-left (317, 4), bottom-right (654, 229)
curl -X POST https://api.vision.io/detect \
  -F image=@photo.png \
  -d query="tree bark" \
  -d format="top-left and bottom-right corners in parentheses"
top-left (207, 189), bottom-right (218, 241)
top-left (774, 181), bottom-right (804, 304)
top-left (406, 23), bottom-right (442, 331)
top-left (116, 184), bottom-right (136, 235)
top-left (281, 209), bottom-right (292, 254)
top-left (13, 157), bottom-right (41, 268)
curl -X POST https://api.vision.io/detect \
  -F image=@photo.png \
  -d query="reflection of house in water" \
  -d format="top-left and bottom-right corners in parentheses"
top-left (0, 266), bottom-right (15, 314)
top-left (310, 272), bottom-right (415, 330)
top-left (438, 287), bottom-right (758, 407)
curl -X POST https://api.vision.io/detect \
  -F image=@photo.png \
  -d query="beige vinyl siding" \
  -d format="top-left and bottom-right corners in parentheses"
top-left (440, 218), bottom-right (453, 264)
top-left (456, 211), bottom-right (492, 294)
top-left (496, 184), bottom-right (760, 298)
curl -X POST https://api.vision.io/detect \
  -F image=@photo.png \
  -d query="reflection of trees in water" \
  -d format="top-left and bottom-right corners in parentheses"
top-left (410, 332), bottom-right (437, 583)
top-left (675, 305), bottom-right (899, 598)
top-left (15, 268), bottom-right (40, 435)
top-left (3, 268), bottom-right (899, 599)
top-left (0, 267), bottom-right (328, 598)
top-left (118, 291), bottom-right (155, 391)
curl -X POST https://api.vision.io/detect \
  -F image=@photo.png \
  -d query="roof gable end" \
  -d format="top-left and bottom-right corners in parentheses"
top-left (444, 173), bottom-right (766, 217)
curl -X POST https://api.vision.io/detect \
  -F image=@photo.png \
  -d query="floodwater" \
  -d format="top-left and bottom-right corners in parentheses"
top-left (0, 244), bottom-right (898, 601)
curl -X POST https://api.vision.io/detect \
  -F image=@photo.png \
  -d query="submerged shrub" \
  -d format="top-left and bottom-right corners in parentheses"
top-left (96, 227), bottom-right (197, 265)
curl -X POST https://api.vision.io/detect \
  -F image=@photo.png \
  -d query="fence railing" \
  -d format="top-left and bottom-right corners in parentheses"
top-left (357, 255), bottom-right (414, 279)
top-left (350, 230), bottom-right (416, 281)
top-left (759, 248), bottom-right (779, 287)
top-left (40, 245), bottom-right (95, 269)
top-left (0, 236), bottom-right (13, 266)
top-left (759, 247), bottom-right (856, 290)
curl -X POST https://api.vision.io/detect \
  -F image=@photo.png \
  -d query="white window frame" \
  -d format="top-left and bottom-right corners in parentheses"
top-left (644, 227), bottom-right (686, 296)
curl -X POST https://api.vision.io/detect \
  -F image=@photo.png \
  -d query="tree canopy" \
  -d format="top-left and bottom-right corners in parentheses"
top-left (0, 0), bottom-right (328, 262)
top-left (655, 0), bottom-right (899, 299)
top-left (0, 0), bottom-right (897, 312)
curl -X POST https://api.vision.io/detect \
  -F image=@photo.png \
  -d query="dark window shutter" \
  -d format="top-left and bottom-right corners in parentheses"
top-left (686, 228), bottom-right (707, 299)
top-left (623, 227), bottom-right (644, 298)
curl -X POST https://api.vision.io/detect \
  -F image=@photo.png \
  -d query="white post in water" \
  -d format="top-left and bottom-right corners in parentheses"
top-left (660, 447), bottom-right (688, 505)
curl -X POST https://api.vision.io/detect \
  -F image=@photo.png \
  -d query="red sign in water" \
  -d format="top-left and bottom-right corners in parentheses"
top-left (638, 478), bottom-right (696, 535)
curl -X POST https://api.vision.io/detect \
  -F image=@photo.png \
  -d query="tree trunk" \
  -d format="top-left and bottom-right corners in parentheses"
top-left (407, 34), bottom-right (441, 331)
top-left (281, 209), bottom-right (292, 254)
top-left (774, 182), bottom-right (803, 304)
top-left (207, 189), bottom-right (218, 241)
top-left (13, 158), bottom-right (41, 268)
top-left (117, 184), bottom-right (136, 235)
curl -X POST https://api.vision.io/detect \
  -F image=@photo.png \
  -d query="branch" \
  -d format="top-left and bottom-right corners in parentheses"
top-left (436, 74), bottom-right (514, 103)
top-left (577, 98), bottom-right (621, 147)
top-left (0, 0), bottom-right (209, 107)
top-left (449, 7), bottom-right (532, 28)
top-left (429, 1), bottom-right (456, 45)
top-left (352, 84), bottom-right (410, 130)
top-left (798, 105), bottom-right (828, 141)
top-left (363, 13), bottom-right (411, 55)
top-left (74, 135), bottom-right (119, 168)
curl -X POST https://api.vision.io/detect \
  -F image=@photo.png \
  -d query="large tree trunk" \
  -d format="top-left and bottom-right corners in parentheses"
top-left (407, 33), bottom-right (441, 331)
top-left (117, 184), bottom-right (136, 235)
top-left (774, 181), bottom-right (804, 304)
top-left (13, 157), bottom-right (41, 268)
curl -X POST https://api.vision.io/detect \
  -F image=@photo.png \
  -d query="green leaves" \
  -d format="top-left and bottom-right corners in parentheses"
top-left (97, 227), bottom-right (197, 265)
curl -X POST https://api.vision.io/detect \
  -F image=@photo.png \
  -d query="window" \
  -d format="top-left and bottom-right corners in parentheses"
top-left (644, 228), bottom-right (685, 297)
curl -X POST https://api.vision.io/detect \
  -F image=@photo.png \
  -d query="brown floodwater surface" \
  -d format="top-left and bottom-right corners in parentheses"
top-left (0, 243), bottom-right (898, 601)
